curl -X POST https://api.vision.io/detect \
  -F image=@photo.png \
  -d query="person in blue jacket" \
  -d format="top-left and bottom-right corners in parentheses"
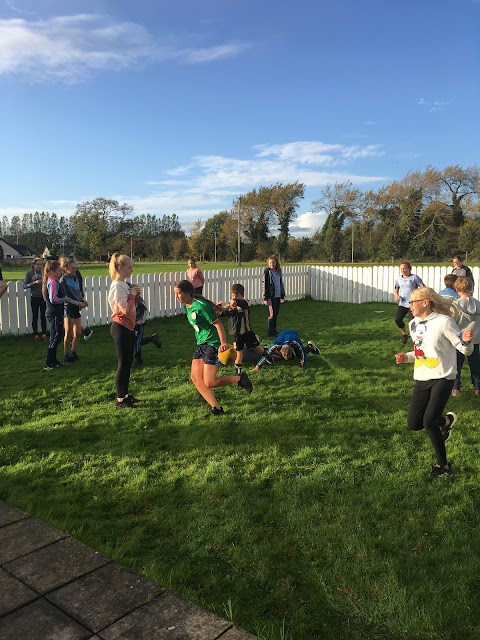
top-left (252, 329), bottom-right (320, 371)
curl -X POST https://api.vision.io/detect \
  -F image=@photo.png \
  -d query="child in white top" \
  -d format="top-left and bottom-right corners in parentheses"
top-left (395, 287), bottom-right (472, 478)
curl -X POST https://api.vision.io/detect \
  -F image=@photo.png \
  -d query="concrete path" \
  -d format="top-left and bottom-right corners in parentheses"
top-left (0, 500), bottom-right (257, 639)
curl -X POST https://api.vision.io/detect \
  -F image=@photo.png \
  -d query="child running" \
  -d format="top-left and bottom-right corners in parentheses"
top-left (174, 279), bottom-right (253, 416)
top-left (395, 287), bottom-right (473, 477)
top-left (252, 329), bottom-right (320, 371)
top-left (108, 253), bottom-right (140, 408)
top-left (220, 283), bottom-right (265, 375)
top-left (133, 294), bottom-right (162, 367)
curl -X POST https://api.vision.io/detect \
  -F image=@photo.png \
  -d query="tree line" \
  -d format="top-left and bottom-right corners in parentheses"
top-left (1, 165), bottom-right (479, 263)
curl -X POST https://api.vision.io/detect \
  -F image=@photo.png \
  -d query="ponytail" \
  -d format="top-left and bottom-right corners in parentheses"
top-left (109, 253), bottom-right (130, 280)
top-left (175, 279), bottom-right (222, 315)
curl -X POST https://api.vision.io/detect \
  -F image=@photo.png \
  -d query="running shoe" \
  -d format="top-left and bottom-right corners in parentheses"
top-left (205, 406), bottom-right (225, 417)
top-left (430, 463), bottom-right (452, 478)
top-left (307, 341), bottom-right (320, 355)
top-left (238, 372), bottom-right (253, 394)
top-left (440, 412), bottom-right (457, 442)
top-left (152, 333), bottom-right (162, 348)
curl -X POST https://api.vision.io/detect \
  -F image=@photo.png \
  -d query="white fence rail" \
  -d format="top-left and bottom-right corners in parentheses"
top-left (1, 264), bottom-right (477, 336)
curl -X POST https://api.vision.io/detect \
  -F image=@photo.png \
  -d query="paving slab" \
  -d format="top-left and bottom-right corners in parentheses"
top-left (47, 561), bottom-right (164, 633)
top-left (0, 500), bottom-right (28, 527)
top-left (0, 567), bottom-right (38, 617)
top-left (4, 536), bottom-right (112, 594)
top-left (220, 626), bottom-right (258, 639)
top-left (0, 598), bottom-right (92, 640)
top-left (0, 517), bottom-right (68, 564)
top-left (98, 591), bottom-right (232, 640)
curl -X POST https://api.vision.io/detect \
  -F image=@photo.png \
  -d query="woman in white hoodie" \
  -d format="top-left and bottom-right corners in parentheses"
top-left (395, 287), bottom-right (473, 478)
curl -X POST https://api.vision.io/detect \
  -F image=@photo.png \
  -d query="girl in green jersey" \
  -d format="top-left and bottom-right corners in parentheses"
top-left (174, 280), bottom-right (253, 416)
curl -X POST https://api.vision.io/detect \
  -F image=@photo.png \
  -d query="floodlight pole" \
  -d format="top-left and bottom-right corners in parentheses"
top-left (237, 197), bottom-right (241, 266)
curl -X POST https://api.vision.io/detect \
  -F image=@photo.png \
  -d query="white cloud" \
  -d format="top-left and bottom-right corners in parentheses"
top-left (1, 140), bottom-right (389, 236)
top-left (290, 211), bottom-right (327, 237)
top-left (0, 14), bottom-right (249, 83)
top-left (417, 97), bottom-right (451, 112)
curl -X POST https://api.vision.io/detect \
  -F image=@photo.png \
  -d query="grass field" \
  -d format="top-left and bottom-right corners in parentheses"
top-left (1, 300), bottom-right (480, 639)
top-left (2, 260), bottom-right (476, 281)
top-left (1, 261), bottom-right (266, 280)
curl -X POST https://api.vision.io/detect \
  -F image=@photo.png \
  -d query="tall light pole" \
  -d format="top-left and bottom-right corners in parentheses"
top-left (214, 231), bottom-right (217, 262)
top-left (237, 197), bottom-right (241, 266)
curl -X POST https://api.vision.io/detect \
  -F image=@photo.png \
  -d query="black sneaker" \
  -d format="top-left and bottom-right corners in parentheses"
top-left (440, 412), bottom-right (457, 442)
top-left (238, 372), bottom-right (253, 394)
top-left (115, 397), bottom-right (136, 409)
top-left (205, 406), bottom-right (225, 417)
top-left (430, 463), bottom-right (452, 478)
top-left (401, 334), bottom-right (409, 345)
top-left (44, 363), bottom-right (61, 370)
top-left (125, 394), bottom-right (140, 405)
top-left (115, 400), bottom-right (134, 409)
top-left (152, 333), bottom-right (162, 348)
top-left (83, 327), bottom-right (93, 341)
top-left (307, 341), bottom-right (320, 355)
top-left (70, 352), bottom-right (79, 361)
top-left (64, 354), bottom-right (75, 363)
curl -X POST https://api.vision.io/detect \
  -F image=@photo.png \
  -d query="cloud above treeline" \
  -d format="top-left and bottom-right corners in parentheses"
top-left (0, 14), bottom-right (249, 82)
top-left (1, 140), bottom-right (388, 236)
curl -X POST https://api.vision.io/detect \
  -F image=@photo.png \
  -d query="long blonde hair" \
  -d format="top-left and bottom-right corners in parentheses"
top-left (109, 253), bottom-right (131, 280)
top-left (415, 286), bottom-right (455, 317)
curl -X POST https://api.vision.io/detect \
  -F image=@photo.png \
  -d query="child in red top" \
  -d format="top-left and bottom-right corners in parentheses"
top-left (187, 257), bottom-right (205, 294)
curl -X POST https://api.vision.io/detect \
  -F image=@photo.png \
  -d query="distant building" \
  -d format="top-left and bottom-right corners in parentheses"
top-left (0, 238), bottom-right (36, 262)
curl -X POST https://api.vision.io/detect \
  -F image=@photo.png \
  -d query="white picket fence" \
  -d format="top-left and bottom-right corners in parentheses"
top-left (1, 264), bottom-right (478, 336)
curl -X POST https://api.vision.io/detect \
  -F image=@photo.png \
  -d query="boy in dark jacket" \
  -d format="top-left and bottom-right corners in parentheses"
top-left (133, 294), bottom-right (162, 367)
top-left (221, 283), bottom-right (265, 375)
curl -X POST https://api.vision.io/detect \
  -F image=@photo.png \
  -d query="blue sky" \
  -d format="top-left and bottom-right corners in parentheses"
top-left (0, 0), bottom-right (478, 236)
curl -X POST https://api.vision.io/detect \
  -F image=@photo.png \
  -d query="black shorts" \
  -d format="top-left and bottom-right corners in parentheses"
top-left (65, 304), bottom-right (81, 320)
top-left (234, 331), bottom-right (260, 351)
top-left (192, 344), bottom-right (219, 366)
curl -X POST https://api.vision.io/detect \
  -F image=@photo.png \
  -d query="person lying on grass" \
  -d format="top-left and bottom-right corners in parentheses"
top-left (251, 328), bottom-right (320, 371)
top-left (174, 279), bottom-right (253, 417)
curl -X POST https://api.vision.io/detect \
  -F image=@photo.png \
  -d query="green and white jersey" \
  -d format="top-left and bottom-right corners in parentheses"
top-left (186, 298), bottom-right (220, 347)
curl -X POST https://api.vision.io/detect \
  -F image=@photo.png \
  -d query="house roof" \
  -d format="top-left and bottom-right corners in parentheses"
top-left (10, 243), bottom-right (35, 256)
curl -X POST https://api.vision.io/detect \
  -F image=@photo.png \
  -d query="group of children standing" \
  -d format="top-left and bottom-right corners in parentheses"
top-left (394, 256), bottom-right (479, 477)
top-left (40, 256), bottom-right (92, 369)
top-left (108, 253), bottom-right (316, 417)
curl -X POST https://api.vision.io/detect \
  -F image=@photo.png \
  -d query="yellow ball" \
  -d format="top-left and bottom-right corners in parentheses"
top-left (218, 346), bottom-right (237, 365)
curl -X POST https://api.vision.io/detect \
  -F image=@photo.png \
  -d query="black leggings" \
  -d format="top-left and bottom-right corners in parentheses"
top-left (111, 322), bottom-right (135, 398)
top-left (395, 306), bottom-right (412, 329)
top-left (31, 297), bottom-right (47, 335)
top-left (407, 378), bottom-right (454, 466)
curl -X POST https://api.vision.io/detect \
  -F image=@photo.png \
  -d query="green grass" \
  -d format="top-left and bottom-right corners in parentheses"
top-left (1, 261), bottom-right (267, 280)
top-left (1, 300), bottom-right (480, 639)
top-left (3, 260), bottom-right (476, 281)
